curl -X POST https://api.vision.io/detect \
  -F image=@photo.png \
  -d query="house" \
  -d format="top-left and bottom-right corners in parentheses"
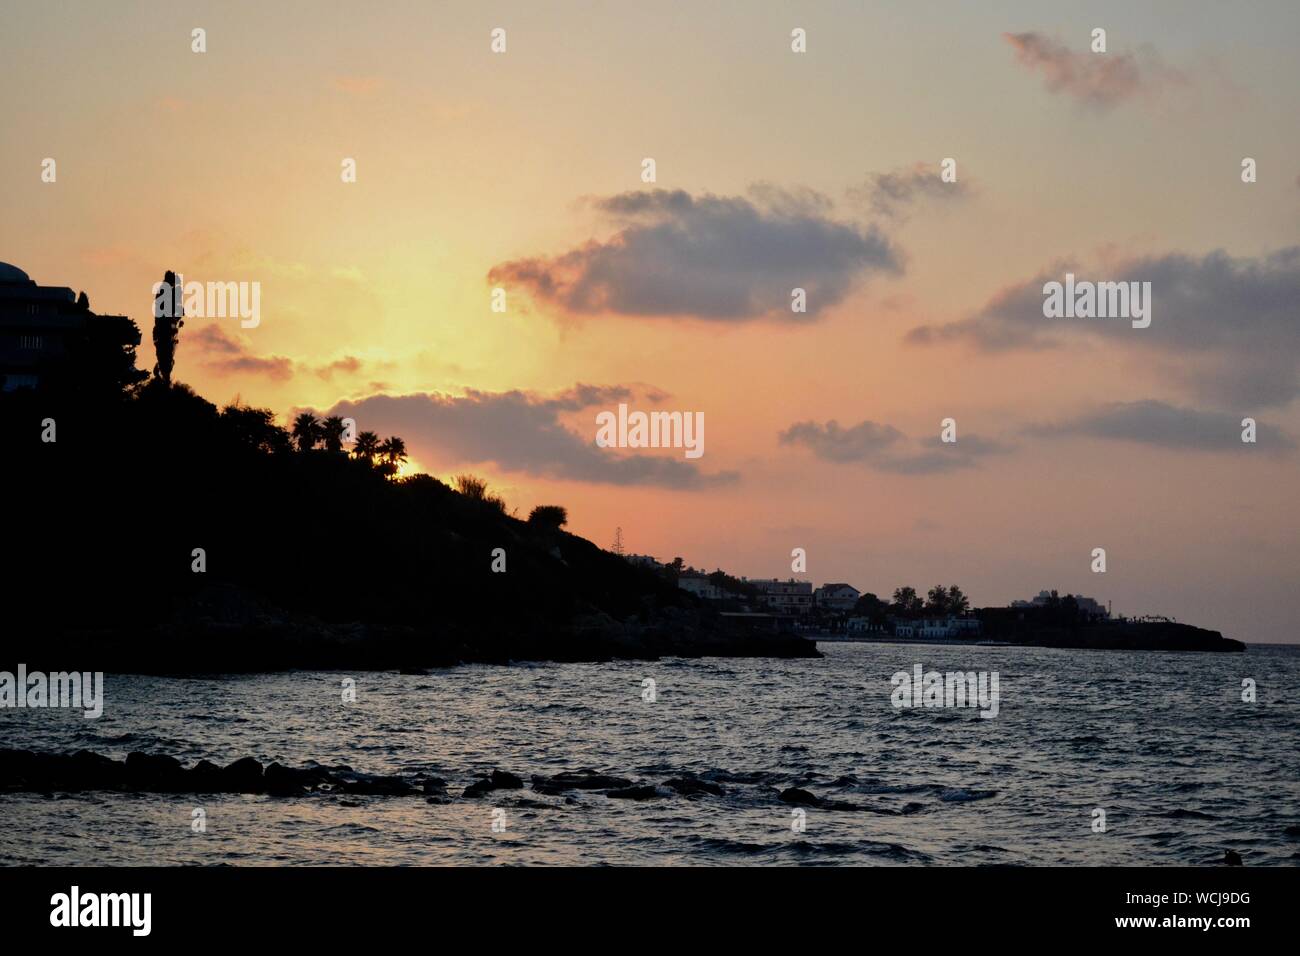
top-left (904, 616), bottom-right (983, 639)
top-left (814, 582), bottom-right (860, 611)
top-left (1012, 590), bottom-right (1109, 620)
top-left (624, 553), bottom-right (663, 569)
top-left (750, 578), bottom-right (813, 616)
top-left (677, 573), bottom-right (725, 600)
top-left (846, 616), bottom-right (884, 634)
top-left (0, 262), bottom-right (139, 391)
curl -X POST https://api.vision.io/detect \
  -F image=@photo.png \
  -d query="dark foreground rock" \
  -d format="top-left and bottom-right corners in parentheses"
top-left (0, 750), bottom-right (939, 817)
top-left (531, 770), bottom-right (635, 794)
top-left (462, 770), bottom-right (525, 797)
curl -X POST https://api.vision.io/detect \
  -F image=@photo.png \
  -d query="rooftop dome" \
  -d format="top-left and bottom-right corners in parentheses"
top-left (0, 262), bottom-right (31, 284)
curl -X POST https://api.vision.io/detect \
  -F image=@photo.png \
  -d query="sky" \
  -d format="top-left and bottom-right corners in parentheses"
top-left (3, 1), bottom-right (1298, 642)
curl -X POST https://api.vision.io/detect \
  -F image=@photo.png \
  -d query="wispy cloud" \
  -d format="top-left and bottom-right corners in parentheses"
top-left (1003, 32), bottom-right (1187, 110)
top-left (188, 324), bottom-right (370, 384)
top-left (848, 162), bottom-right (973, 219)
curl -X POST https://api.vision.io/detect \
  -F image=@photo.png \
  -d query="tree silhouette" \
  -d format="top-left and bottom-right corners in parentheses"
top-left (926, 585), bottom-right (951, 615)
top-left (319, 416), bottom-right (346, 453)
top-left (454, 474), bottom-right (488, 499)
top-left (291, 413), bottom-right (321, 452)
top-left (891, 586), bottom-right (923, 617)
top-left (528, 505), bottom-right (568, 529)
top-left (151, 270), bottom-right (184, 386)
top-left (379, 436), bottom-right (407, 476)
top-left (353, 430), bottom-right (381, 463)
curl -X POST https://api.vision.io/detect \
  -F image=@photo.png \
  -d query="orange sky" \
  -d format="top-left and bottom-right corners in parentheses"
top-left (3, 1), bottom-right (1298, 641)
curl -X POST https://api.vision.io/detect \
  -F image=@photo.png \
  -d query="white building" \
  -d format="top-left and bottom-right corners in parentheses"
top-left (1012, 591), bottom-right (1109, 619)
top-left (814, 583), bottom-right (860, 611)
top-left (847, 616), bottom-right (884, 634)
top-left (750, 578), bottom-right (813, 615)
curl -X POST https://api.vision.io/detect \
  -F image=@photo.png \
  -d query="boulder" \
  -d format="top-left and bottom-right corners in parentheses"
top-left (532, 770), bottom-right (633, 794)
top-left (664, 777), bottom-right (724, 797)
top-left (778, 786), bottom-right (820, 807)
top-left (219, 756), bottom-right (265, 793)
top-left (125, 752), bottom-right (186, 791)
top-left (606, 785), bottom-right (661, 800)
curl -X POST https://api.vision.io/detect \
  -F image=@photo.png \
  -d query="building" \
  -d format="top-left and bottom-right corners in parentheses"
top-left (1011, 590), bottom-right (1109, 620)
top-left (677, 573), bottom-right (725, 600)
top-left (846, 616), bottom-right (884, 634)
top-left (0, 262), bottom-right (140, 391)
top-left (624, 554), bottom-right (663, 569)
top-left (814, 583), bottom-right (860, 611)
top-left (893, 615), bottom-right (981, 639)
top-left (750, 578), bottom-right (813, 616)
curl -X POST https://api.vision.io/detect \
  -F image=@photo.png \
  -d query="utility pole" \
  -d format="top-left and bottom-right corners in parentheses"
top-left (611, 526), bottom-right (625, 556)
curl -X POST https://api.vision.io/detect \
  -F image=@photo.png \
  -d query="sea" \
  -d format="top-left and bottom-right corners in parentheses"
top-left (2, 641), bottom-right (1297, 865)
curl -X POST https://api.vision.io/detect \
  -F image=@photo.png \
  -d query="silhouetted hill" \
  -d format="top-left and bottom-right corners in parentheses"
top-left (2, 378), bottom-right (817, 672)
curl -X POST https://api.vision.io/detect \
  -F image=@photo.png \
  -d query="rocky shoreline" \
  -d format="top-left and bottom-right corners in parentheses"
top-left (0, 749), bottom-right (914, 814)
top-left (818, 620), bottom-right (1245, 653)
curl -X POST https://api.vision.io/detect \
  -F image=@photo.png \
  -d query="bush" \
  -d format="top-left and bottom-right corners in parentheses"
top-left (527, 505), bottom-right (568, 529)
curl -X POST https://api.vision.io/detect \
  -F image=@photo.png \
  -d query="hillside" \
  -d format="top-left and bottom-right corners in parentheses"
top-left (2, 375), bottom-right (817, 672)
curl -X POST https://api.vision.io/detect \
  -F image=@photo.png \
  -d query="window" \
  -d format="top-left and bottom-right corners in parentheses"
top-left (20, 335), bottom-right (44, 350)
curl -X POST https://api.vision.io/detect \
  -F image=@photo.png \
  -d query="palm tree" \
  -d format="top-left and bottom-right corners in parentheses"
top-left (378, 436), bottom-right (407, 476)
top-left (291, 412), bottom-right (320, 452)
top-left (319, 416), bottom-right (346, 453)
top-left (353, 430), bottom-right (381, 464)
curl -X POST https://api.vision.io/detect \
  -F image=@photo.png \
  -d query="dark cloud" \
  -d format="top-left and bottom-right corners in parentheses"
top-left (323, 387), bottom-right (737, 489)
top-left (488, 187), bottom-right (901, 321)
top-left (1029, 400), bottom-right (1295, 453)
top-left (778, 419), bottom-right (1009, 474)
top-left (1003, 32), bottom-right (1186, 110)
top-left (905, 247), bottom-right (1300, 406)
top-left (848, 162), bottom-right (972, 219)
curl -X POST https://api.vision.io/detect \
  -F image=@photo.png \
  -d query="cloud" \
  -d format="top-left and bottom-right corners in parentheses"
top-left (488, 187), bottom-right (901, 321)
top-left (778, 419), bottom-right (1009, 474)
top-left (848, 162), bottom-right (972, 219)
top-left (322, 386), bottom-right (738, 489)
top-left (188, 324), bottom-right (369, 384)
top-left (189, 325), bottom-right (293, 381)
top-left (1029, 400), bottom-right (1295, 453)
top-left (1003, 32), bottom-right (1186, 110)
top-left (905, 247), bottom-right (1300, 406)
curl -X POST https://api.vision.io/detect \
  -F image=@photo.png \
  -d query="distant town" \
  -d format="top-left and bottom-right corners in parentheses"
top-left (622, 552), bottom-right (1119, 642)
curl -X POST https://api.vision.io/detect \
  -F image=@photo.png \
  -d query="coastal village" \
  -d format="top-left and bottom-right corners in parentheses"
top-left (622, 552), bottom-right (1111, 641)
